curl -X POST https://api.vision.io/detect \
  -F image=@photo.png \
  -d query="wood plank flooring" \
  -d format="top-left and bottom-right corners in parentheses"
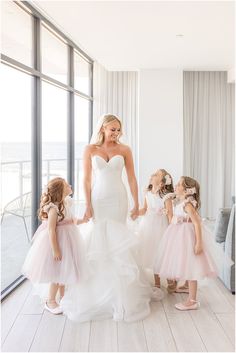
top-left (1, 279), bottom-right (235, 352)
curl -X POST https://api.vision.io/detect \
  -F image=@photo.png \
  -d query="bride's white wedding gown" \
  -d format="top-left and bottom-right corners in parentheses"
top-left (61, 155), bottom-right (163, 322)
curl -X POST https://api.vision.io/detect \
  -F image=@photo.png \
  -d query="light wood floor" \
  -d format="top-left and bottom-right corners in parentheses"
top-left (1, 278), bottom-right (235, 352)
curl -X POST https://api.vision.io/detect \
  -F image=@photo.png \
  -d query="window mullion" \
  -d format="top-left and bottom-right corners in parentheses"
top-left (32, 16), bottom-right (42, 234)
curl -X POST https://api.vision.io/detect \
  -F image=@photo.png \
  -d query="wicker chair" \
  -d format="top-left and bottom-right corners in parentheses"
top-left (1, 192), bottom-right (31, 242)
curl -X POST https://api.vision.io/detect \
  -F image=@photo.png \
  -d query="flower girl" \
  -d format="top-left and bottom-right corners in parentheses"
top-left (139, 169), bottom-right (176, 290)
top-left (22, 177), bottom-right (88, 314)
top-left (154, 176), bottom-right (217, 310)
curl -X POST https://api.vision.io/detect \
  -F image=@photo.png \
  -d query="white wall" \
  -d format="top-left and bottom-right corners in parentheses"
top-left (138, 69), bottom-right (183, 201)
top-left (227, 67), bottom-right (235, 83)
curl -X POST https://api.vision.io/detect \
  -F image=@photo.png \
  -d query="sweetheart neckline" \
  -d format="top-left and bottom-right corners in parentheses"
top-left (91, 154), bottom-right (124, 163)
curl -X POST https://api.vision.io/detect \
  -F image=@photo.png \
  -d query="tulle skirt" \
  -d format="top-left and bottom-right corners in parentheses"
top-left (154, 222), bottom-right (217, 281)
top-left (61, 218), bottom-right (163, 323)
top-left (138, 212), bottom-right (168, 269)
top-left (22, 220), bottom-right (86, 286)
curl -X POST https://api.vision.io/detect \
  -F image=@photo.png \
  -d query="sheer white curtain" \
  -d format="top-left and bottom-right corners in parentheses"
top-left (93, 61), bottom-right (138, 168)
top-left (183, 71), bottom-right (235, 218)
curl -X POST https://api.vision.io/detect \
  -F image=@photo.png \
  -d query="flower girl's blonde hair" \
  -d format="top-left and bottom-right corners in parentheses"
top-left (158, 169), bottom-right (174, 198)
top-left (147, 169), bottom-right (174, 197)
top-left (181, 176), bottom-right (201, 210)
top-left (38, 177), bottom-right (66, 221)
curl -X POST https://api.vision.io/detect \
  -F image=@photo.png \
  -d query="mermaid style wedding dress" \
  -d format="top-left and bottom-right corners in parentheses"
top-left (61, 155), bottom-right (163, 322)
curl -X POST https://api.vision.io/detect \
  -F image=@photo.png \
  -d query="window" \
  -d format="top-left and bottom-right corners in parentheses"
top-left (42, 82), bottom-right (68, 185)
top-left (74, 52), bottom-right (92, 95)
top-left (1, 65), bottom-right (32, 291)
top-left (41, 25), bottom-right (68, 84)
top-left (74, 96), bottom-right (91, 204)
top-left (1, 1), bottom-right (33, 67)
top-left (1, 1), bottom-right (93, 298)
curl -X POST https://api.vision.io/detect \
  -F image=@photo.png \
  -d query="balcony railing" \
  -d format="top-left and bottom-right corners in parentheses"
top-left (1, 157), bottom-right (84, 215)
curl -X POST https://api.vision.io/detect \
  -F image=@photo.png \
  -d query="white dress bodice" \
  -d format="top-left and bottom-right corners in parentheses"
top-left (145, 191), bottom-right (165, 214)
top-left (91, 155), bottom-right (128, 223)
top-left (174, 201), bottom-right (189, 218)
top-left (171, 198), bottom-right (197, 224)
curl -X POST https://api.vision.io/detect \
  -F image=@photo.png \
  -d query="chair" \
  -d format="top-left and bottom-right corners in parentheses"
top-left (1, 192), bottom-right (31, 242)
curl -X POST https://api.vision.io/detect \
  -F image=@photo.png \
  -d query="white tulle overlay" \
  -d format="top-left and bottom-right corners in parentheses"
top-left (138, 191), bottom-right (169, 269)
top-left (61, 155), bottom-right (163, 322)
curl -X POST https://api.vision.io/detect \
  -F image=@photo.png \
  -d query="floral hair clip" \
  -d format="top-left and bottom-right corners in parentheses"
top-left (186, 187), bottom-right (196, 195)
top-left (165, 174), bottom-right (172, 185)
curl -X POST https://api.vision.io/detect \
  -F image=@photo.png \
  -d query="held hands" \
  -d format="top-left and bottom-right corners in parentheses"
top-left (194, 242), bottom-right (203, 255)
top-left (84, 205), bottom-right (93, 220)
top-left (82, 214), bottom-right (90, 223)
top-left (130, 206), bottom-right (139, 221)
top-left (73, 215), bottom-right (90, 225)
top-left (53, 247), bottom-right (62, 261)
top-left (138, 208), bottom-right (146, 216)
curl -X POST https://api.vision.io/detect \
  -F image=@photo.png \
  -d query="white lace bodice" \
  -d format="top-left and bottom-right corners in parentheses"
top-left (174, 197), bottom-right (197, 218)
top-left (174, 202), bottom-right (189, 218)
top-left (171, 197), bottom-right (198, 224)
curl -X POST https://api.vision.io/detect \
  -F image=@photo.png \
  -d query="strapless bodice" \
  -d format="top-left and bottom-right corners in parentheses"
top-left (91, 155), bottom-right (127, 223)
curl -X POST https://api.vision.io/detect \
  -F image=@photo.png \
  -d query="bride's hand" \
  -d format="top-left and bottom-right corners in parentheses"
top-left (130, 206), bottom-right (139, 221)
top-left (84, 205), bottom-right (93, 219)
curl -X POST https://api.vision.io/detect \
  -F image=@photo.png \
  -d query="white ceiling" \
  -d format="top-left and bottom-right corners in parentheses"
top-left (32, 1), bottom-right (235, 71)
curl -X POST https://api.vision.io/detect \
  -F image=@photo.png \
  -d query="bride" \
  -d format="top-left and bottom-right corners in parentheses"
top-left (61, 114), bottom-right (163, 322)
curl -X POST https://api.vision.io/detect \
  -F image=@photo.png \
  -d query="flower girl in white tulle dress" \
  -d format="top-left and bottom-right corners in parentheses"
top-left (138, 169), bottom-right (176, 290)
top-left (22, 177), bottom-right (88, 314)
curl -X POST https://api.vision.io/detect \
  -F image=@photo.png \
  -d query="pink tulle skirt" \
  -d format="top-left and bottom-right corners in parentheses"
top-left (154, 222), bottom-right (217, 281)
top-left (22, 219), bottom-right (85, 285)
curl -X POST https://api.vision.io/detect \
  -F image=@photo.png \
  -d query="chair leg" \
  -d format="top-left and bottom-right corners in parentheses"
top-left (22, 217), bottom-right (30, 242)
top-left (1, 213), bottom-right (5, 224)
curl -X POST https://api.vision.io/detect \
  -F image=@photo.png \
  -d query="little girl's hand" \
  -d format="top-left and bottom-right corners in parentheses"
top-left (83, 215), bottom-right (90, 223)
top-left (79, 215), bottom-right (90, 224)
top-left (53, 249), bottom-right (62, 261)
top-left (73, 215), bottom-right (90, 225)
top-left (194, 242), bottom-right (203, 255)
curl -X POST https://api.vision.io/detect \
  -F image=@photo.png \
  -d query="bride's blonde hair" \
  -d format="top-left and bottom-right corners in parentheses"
top-left (91, 114), bottom-right (123, 146)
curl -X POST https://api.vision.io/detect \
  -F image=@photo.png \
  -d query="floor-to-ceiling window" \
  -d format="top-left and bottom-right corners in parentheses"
top-left (1, 1), bottom-right (93, 298)
top-left (74, 51), bottom-right (93, 212)
top-left (1, 64), bottom-right (32, 293)
top-left (42, 82), bottom-right (68, 186)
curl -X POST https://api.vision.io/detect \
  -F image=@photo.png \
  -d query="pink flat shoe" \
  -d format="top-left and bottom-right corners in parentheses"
top-left (175, 299), bottom-right (200, 311)
top-left (44, 302), bottom-right (63, 315)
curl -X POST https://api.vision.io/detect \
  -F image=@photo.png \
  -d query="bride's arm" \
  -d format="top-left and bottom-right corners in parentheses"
top-left (124, 146), bottom-right (139, 220)
top-left (83, 145), bottom-right (93, 219)
top-left (139, 198), bottom-right (147, 216)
